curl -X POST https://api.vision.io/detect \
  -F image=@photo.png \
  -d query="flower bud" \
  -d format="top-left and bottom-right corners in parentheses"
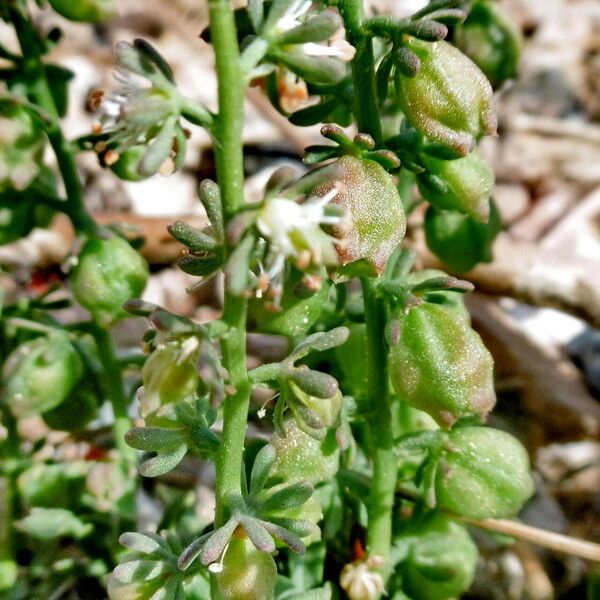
top-left (389, 303), bottom-right (496, 428)
top-left (47, 0), bottom-right (117, 23)
top-left (435, 426), bottom-right (534, 519)
top-left (424, 200), bottom-right (502, 273)
top-left (289, 380), bottom-right (343, 435)
top-left (340, 560), bottom-right (385, 600)
top-left (418, 152), bottom-right (495, 222)
top-left (397, 512), bottom-right (477, 600)
top-left (215, 537), bottom-right (277, 600)
top-left (2, 333), bottom-right (83, 418)
top-left (309, 155), bottom-right (406, 274)
top-left (0, 104), bottom-right (44, 192)
top-left (70, 235), bottom-right (149, 327)
top-left (140, 337), bottom-right (200, 418)
top-left (406, 269), bottom-right (470, 323)
top-left (271, 418), bottom-right (339, 485)
top-left (396, 39), bottom-right (497, 155)
top-left (453, 0), bottom-right (522, 89)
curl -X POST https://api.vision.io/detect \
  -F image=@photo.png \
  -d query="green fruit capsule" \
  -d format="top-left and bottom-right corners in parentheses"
top-left (436, 426), bottom-right (534, 519)
top-left (109, 146), bottom-right (151, 182)
top-left (2, 333), bottom-right (83, 418)
top-left (396, 39), bottom-right (497, 156)
top-left (309, 155), bottom-right (406, 274)
top-left (389, 303), bottom-right (496, 428)
top-left (397, 512), bottom-right (478, 600)
top-left (418, 152), bottom-right (495, 222)
top-left (70, 235), bottom-right (149, 327)
top-left (271, 418), bottom-right (340, 485)
top-left (424, 201), bottom-right (502, 273)
top-left (0, 104), bottom-right (44, 192)
top-left (215, 537), bottom-right (277, 600)
top-left (250, 274), bottom-right (331, 338)
top-left (140, 338), bottom-right (200, 418)
top-left (454, 0), bottom-right (522, 89)
top-left (47, 0), bottom-right (117, 23)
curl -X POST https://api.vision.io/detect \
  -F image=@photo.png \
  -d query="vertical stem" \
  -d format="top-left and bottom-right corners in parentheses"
top-left (207, 0), bottom-right (251, 533)
top-left (9, 7), bottom-right (97, 233)
top-left (0, 413), bottom-right (19, 566)
top-left (92, 327), bottom-right (133, 460)
top-left (10, 8), bottom-right (131, 457)
top-left (362, 279), bottom-right (396, 566)
top-left (341, 0), bottom-right (396, 583)
top-left (338, 0), bottom-right (382, 144)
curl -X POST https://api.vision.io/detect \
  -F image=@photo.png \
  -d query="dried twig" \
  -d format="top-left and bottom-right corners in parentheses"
top-left (465, 517), bottom-right (600, 562)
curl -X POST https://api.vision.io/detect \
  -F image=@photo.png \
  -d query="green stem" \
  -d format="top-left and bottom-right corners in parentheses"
top-left (339, 0), bottom-right (383, 144)
top-left (9, 7), bottom-right (97, 234)
top-left (361, 279), bottom-right (396, 569)
top-left (341, 0), bottom-right (396, 583)
top-left (208, 0), bottom-right (246, 222)
top-left (92, 327), bottom-right (133, 460)
top-left (0, 413), bottom-right (19, 565)
top-left (207, 0), bottom-right (251, 539)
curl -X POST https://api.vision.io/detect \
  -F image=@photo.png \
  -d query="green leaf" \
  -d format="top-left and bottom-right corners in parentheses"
top-left (168, 221), bottom-right (217, 252)
top-left (178, 254), bottom-right (222, 277)
top-left (198, 180), bottom-right (224, 240)
top-left (289, 326), bottom-right (350, 361)
top-left (288, 368), bottom-right (339, 399)
top-left (139, 115), bottom-right (177, 177)
top-left (250, 444), bottom-right (277, 495)
top-left (224, 234), bottom-right (255, 296)
top-left (239, 515), bottom-right (276, 553)
top-left (140, 445), bottom-right (188, 477)
top-left (200, 518), bottom-right (239, 566)
top-left (276, 12), bottom-right (341, 45)
top-left (247, 0), bottom-right (265, 32)
top-left (125, 427), bottom-right (186, 452)
top-left (15, 508), bottom-right (92, 540)
top-left (261, 482), bottom-right (314, 512)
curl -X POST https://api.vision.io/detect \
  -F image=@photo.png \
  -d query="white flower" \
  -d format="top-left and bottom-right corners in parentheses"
top-left (340, 560), bottom-right (386, 600)
top-left (254, 185), bottom-right (345, 302)
top-left (257, 185), bottom-right (343, 269)
top-left (275, 0), bottom-right (313, 34)
top-left (275, 0), bottom-right (355, 61)
top-left (92, 69), bottom-right (177, 152)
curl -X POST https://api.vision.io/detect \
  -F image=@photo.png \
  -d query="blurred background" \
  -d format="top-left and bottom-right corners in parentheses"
top-left (1, 1), bottom-right (600, 598)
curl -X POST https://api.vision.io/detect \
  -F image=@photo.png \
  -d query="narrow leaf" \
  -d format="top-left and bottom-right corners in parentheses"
top-left (140, 445), bottom-right (188, 478)
top-left (199, 518), bottom-right (239, 566)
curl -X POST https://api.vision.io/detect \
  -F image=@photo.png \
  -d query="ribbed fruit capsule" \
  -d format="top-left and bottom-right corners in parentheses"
top-left (397, 512), bottom-right (478, 600)
top-left (140, 339), bottom-right (199, 418)
top-left (215, 537), bottom-right (277, 600)
top-left (424, 200), bottom-right (502, 273)
top-left (396, 39), bottom-right (497, 155)
top-left (389, 302), bottom-right (496, 428)
top-left (435, 426), bottom-right (534, 519)
top-left (271, 418), bottom-right (339, 485)
top-left (453, 0), bottom-right (522, 89)
top-left (418, 152), bottom-right (495, 222)
top-left (2, 333), bottom-right (83, 418)
top-left (309, 155), bottom-right (406, 274)
top-left (70, 235), bottom-right (149, 327)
